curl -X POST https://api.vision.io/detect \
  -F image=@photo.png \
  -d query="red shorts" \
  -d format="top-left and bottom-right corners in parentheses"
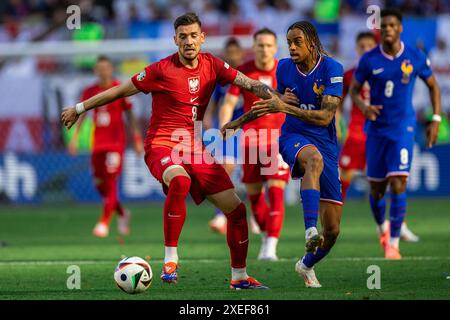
top-left (241, 143), bottom-right (290, 184)
top-left (91, 151), bottom-right (123, 179)
top-left (339, 135), bottom-right (366, 171)
top-left (144, 146), bottom-right (234, 205)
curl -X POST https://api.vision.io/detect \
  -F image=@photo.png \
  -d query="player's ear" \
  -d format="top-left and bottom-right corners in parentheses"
top-left (399, 23), bottom-right (403, 34)
top-left (200, 31), bottom-right (206, 44)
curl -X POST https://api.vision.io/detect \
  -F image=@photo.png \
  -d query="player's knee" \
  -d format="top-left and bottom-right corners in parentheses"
top-left (168, 175), bottom-right (191, 196)
top-left (305, 152), bottom-right (324, 174)
top-left (389, 177), bottom-right (407, 194)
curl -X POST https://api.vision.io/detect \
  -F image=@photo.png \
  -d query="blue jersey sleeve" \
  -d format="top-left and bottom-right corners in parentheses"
top-left (416, 50), bottom-right (433, 81)
top-left (276, 61), bottom-right (287, 93)
top-left (323, 59), bottom-right (344, 97)
top-left (354, 53), bottom-right (371, 85)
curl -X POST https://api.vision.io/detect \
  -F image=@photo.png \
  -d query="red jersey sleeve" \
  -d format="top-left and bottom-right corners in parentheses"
top-left (212, 55), bottom-right (238, 86)
top-left (131, 62), bottom-right (162, 94)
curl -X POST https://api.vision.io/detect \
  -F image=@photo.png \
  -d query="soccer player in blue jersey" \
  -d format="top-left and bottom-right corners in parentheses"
top-left (349, 8), bottom-right (441, 259)
top-left (222, 21), bottom-right (344, 288)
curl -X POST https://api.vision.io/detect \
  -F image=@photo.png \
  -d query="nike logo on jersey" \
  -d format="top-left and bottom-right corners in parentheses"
top-left (190, 96), bottom-right (199, 103)
top-left (372, 68), bottom-right (384, 75)
top-left (399, 164), bottom-right (409, 170)
top-left (239, 239), bottom-right (249, 244)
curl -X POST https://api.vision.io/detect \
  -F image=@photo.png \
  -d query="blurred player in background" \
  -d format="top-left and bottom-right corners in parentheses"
top-left (339, 32), bottom-right (376, 200)
top-left (62, 12), bottom-right (281, 289)
top-left (340, 31), bottom-right (419, 242)
top-left (203, 37), bottom-right (245, 235)
top-left (68, 55), bottom-right (143, 238)
top-left (350, 9), bottom-right (441, 259)
top-left (220, 28), bottom-right (289, 261)
top-left (224, 21), bottom-right (345, 288)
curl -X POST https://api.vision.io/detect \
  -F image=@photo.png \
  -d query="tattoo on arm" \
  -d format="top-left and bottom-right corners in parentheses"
top-left (284, 95), bottom-right (341, 127)
top-left (321, 95), bottom-right (340, 120)
top-left (233, 71), bottom-right (277, 99)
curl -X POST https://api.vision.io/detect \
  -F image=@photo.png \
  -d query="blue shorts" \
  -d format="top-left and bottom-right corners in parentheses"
top-left (204, 130), bottom-right (242, 164)
top-left (366, 132), bottom-right (414, 181)
top-left (279, 133), bottom-right (342, 205)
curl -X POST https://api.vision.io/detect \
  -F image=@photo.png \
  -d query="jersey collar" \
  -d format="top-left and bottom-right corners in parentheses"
top-left (296, 54), bottom-right (322, 77)
top-left (379, 41), bottom-right (405, 60)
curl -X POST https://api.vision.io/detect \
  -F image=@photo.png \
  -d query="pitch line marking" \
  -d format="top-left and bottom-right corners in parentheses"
top-left (0, 256), bottom-right (448, 266)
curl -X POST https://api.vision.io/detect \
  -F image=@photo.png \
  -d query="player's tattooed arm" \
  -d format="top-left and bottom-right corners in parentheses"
top-left (349, 78), bottom-right (382, 121)
top-left (250, 91), bottom-right (340, 127)
top-left (221, 73), bottom-right (299, 136)
top-left (61, 80), bottom-right (140, 129)
top-left (233, 71), bottom-right (277, 100)
top-left (279, 95), bottom-right (341, 127)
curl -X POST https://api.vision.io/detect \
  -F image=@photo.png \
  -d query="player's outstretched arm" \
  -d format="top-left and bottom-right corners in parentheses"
top-left (424, 75), bottom-right (442, 148)
top-left (61, 80), bottom-right (140, 129)
top-left (233, 71), bottom-right (276, 100)
top-left (250, 90), bottom-right (340, 127)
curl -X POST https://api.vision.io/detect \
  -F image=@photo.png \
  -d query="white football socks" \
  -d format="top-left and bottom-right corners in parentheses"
top-left (231, 267), bottom-right (248, 281)
top-left (305, 226), bottom-right (318, 240)
top-left (377, 221), bottom-right (389, 235)
top-left (164, 246), bottom-right (178, 264)
top-left (389, 237), bottom-right (400, 249)
top-left (265, 236), bottom-right (278, 257)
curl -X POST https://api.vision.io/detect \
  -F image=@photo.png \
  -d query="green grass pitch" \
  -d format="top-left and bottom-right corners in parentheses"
top-left (0, 199), bottom-right (449, 300)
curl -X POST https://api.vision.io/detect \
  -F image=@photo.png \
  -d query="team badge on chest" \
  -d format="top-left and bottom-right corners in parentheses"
top-left (400, 59), bottom-right (413, 84)
top-left (188, 76), bottom-right (200, 93)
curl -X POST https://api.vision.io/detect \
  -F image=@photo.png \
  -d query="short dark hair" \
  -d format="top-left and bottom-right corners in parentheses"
top-left (225, 37), bottom-right (241, 49)
top-left (381, 8), bottom-right (403, 22)
top-left (356, 31), bottom-right (376, 43)
top-left (253, 27), bottom-right (277, 40)
top-left (96, 55), bottom-right (112, 64)
top-left (173, 12), bottom-right (202, 30)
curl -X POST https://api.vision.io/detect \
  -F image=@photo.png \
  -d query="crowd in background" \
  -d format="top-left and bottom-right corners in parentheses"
top-left (0, 0), bottom-right (450, 152)
top-left (1, 0), bottom-right (450, 42)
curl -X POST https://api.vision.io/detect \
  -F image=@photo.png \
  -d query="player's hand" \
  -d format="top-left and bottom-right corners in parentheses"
top-left (363, 105), bottom-right (383, 121)
top-left (426, 121), bottom-right (440, 148)
top-left (252, 90), bottom-right (286, 117)
top-left (280, 88), bottom-right (299, 106)
top-left (61, 107), bottom-right (79, 130)
top-left (220, 120), bottom-right (241, 139)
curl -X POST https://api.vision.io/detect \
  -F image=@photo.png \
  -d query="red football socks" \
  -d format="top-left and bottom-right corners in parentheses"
top-left (97, 177), bottom-right (119, 225)
top-left (163, 175), bottom-right (191, 247)
top-left (225, 202), bottom-right (249, 268)
top-left (248, 192), bottom-right (268, 232)
top-left (266, 186), bottom-right (285, 238)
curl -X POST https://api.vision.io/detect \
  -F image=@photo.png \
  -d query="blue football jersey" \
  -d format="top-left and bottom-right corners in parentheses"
top-left (277, 55), bottom-right (344, 150)
top-left (354, 42), bottom-right (432, 137)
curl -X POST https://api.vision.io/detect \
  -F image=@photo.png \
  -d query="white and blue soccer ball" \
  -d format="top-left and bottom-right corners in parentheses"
top-left (114, 256), bottom-right (153, 294)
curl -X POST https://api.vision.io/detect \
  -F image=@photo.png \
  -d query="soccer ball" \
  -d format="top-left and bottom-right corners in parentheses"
top-left (114, 256), bottom-right (153, 294)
